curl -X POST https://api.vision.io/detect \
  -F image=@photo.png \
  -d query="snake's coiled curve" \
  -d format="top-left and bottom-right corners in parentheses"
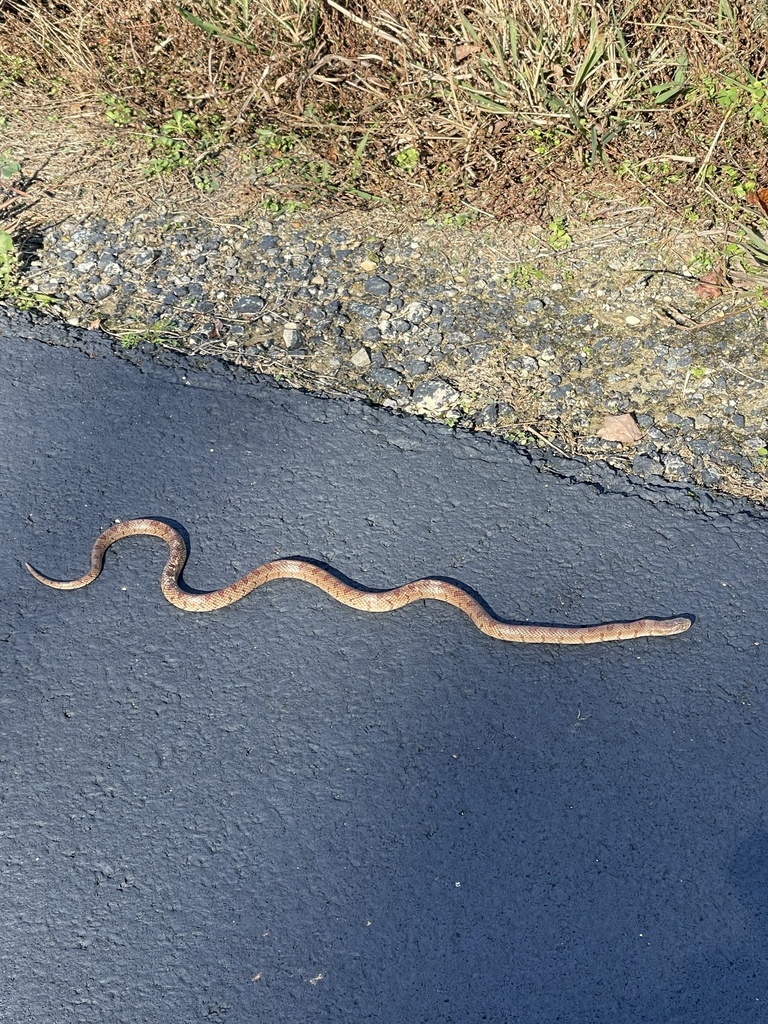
top-left (25, 518), bottom-right (691, 645)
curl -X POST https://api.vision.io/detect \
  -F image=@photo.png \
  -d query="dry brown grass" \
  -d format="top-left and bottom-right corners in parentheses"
top-left (1, 0), bottom-right (768, 223)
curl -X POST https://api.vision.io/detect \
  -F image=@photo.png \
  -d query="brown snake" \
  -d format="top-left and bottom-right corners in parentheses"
top-left (25, 518), bottom-right (691, 645)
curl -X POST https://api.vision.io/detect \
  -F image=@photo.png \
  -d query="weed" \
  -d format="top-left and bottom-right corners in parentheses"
top-left (507, 263), bottom-right (544, 288)
top-left (100, 93), bottom-right (134, 127)
top-left (178, 1), bottom-right (257, 51)
top-left (504, 430), bottom-right (535, 446)
top-left (261, 195), bottom-right (303, 215)
top-left (1, 157), bottom-right (21, 178)
top-left (688, 250), bottom-right (716, 274)
top-left (115, 318), bottom-right (177, 348)
top-left (394, 146), bottom-right (419, 173)
top-left (547, 218), bottom-right (572, 252)
top-left (525, 127), bottom-right (567, 156)
top-left (703, 72), bottom-right (768, 127)
top-left (425, 211), bottom-right (475, 228)
top-left (144, 110), bottom-right (225, 188)
top-left (0, 54), bottom-right (33, 95)
top-left (3, 0), bottom-right (768, 227)
top-left (251, 128), bottom-right (297, 154)
top-left (0, 230), bottom-right (14, 279)
top-left (459, 392), bottom-right (478, 414)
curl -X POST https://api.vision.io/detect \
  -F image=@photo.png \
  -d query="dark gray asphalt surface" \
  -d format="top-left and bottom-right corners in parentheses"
top-left (2, 309), bottom-right (768, 1023)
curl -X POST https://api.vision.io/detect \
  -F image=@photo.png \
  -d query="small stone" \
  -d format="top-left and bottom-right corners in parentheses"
top-left (360, 259), bottom-right (377, 273)
top-left (712, 450), bottom-right (741, 467)
top-left (234, 295), bottom-right (266, 313)
top-left (403, 358), bottom-right (428, 376)
top-left (370, 368), bottom-right (408, 395)
top-left (282, 322), bottom-right (302, 348)
top-left (688, 440), bottom-right (714, 455)
top-left (401, 300), bottom-right (432, 324)
top-left (465, 345), bottom-right (490, 365)
top-left (661, 454), bottom-right (688, 480)
top-left (522, 298), bottom-right (544, 313)
top-left (633, 454), bottom-right (663, 476)
top-left (350, 347), bottom-right (371, 369)
top-left (364, 276), bottom-right (391, 297)
top-left (625, 315), bottom-right (642, 326)
top-left (412, 379), bottom-right (460, 414)
top-left (446, 331), bottom-right (472, 347)
top-left (92, 283), bottom-right (114, 301)
top-left (475, 403), bottom-right (498, 427)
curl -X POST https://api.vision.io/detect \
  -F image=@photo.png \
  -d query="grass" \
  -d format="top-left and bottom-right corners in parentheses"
top-left (0, 0), bottom-right (766, 219)
top-left (115, 318), bottom-right (181, 348)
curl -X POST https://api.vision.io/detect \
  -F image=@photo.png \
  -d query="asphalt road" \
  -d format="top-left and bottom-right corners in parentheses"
top-left (2, 310), bottom-right (768, 1023)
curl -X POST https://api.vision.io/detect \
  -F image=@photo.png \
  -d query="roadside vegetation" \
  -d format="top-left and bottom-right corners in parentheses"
top-left (0, 0), bottom-right (767, 228)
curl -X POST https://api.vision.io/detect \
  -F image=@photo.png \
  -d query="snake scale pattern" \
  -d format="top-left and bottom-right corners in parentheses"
top-left (25, 518), bottom-right (691, 645)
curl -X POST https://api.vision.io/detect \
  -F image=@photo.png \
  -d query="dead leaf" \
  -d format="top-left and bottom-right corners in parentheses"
top-left (694, 271), bottom-right (723, 300)
top-left (596, 413), bottom-right (643, 444)
top-left (455, 43), bottom-right (480, 62)
top-left (747, 186), bottom-right (768, 217)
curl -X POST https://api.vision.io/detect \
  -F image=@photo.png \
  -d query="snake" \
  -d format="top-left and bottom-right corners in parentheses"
top-left (25, 518), bottom-right (691, 645)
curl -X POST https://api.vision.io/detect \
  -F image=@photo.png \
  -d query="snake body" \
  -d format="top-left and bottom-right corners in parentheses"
top-left (25, 518), bottom-right (691, 645)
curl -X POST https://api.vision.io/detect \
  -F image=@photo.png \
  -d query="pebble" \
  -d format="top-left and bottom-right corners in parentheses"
top-left (364, 276), bottom-right (391, 296)
top-left (233, 295), bottom-right (266, 313)
top-left (370, 367), bottom-right (407, 393)
top-left (412, 379), bottom-right (460, 414)
top-left (282, 323), bottom-right (302, 348)
top-left (350, 347), bottom-right (371, 369)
